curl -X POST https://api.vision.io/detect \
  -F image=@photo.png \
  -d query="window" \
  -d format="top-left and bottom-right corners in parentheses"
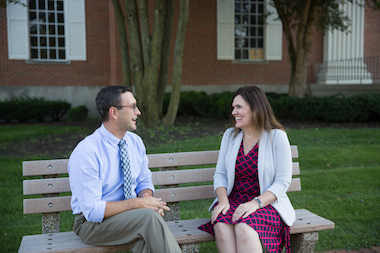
top-left (29, 0), bottom-right (66, 61)
top-left (7, 0), bottom-right (86, 61)
top-left (234, 0), bottom-right (264, 61)
top-left (217, 0), bottom-right (282, 61)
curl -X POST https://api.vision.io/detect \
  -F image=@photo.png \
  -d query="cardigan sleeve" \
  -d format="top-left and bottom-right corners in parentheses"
top-left (265, 130), bottom-right (293, 200)
top-left (213, 128), bottom-right (233, 194)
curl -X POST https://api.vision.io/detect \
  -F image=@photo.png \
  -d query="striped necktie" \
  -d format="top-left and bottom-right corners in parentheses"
top-left (118, 139), bottom-right (132, 199)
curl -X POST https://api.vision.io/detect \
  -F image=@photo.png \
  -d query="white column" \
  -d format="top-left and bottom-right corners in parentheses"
top-left (318, 0), bottom-right (372, 84)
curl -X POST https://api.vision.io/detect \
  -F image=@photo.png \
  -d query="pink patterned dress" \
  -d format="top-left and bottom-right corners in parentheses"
top-left (198, 142), bottom-right (291, 253)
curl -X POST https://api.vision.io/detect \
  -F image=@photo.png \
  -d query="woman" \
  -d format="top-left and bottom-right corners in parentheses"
top-left (198, 86), bottom-right (295, 253)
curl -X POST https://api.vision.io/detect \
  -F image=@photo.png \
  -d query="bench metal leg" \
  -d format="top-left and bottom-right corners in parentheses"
top-left (291, 232), bottom-right (319, 253)
top-left (181, 243), bottom-right (199, 253)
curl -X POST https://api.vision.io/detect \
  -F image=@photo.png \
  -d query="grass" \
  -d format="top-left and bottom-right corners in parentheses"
top-left (0, 122), bottom-right (379, 252)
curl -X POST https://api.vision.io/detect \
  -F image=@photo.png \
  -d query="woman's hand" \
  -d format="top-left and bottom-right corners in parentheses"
top-left (211, 200), bottom-right (230, 224)
top-left (232, 200), bottom-right (260, 222)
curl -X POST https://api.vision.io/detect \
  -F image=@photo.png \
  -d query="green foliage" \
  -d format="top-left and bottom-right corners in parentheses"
top-left (67, 105), bottom-right (89, 121)
top-left (271, 92), bottom-right (380, 122)
top-left (164, 91), bottom-right (380, 123)
top-left (0, 96), bottom-right (71, 122)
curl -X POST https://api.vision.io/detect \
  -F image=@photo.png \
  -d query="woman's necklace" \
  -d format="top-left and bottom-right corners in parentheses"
top-left (243, 134), bottom-right (259, 155)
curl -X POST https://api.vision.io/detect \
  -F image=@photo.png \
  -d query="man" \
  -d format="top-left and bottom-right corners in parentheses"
top-left (68, 86), bottom-right (181, 253)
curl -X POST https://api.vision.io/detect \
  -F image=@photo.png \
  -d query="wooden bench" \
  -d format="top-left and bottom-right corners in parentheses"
top-left (19, 146), bottom-right (334, 253)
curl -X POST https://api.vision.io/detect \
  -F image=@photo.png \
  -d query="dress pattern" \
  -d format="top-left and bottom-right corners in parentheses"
top-left (198, 142), bottom-right (291, 253)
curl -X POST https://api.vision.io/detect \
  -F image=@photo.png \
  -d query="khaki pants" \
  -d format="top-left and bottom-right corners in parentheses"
top-left (73, 208), bottom-right (181, 253)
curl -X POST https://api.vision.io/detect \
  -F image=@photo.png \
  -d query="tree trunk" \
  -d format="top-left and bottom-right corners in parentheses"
top-left (157, 0), bottom-right (175, 117)
top-left (125, 0), bottom-right (144, 102)
top-left (273, 0), bottom-right (316, 97)
top-left (140, 0), bottom-right (166, 127)
top-left (162, 0), bottom-right (189, 126)
top-left (112, 0), bottom-right (131, 87)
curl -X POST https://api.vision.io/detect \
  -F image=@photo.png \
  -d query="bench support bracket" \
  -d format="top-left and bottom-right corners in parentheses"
top-left (290, 232), bottom-right (319, 253)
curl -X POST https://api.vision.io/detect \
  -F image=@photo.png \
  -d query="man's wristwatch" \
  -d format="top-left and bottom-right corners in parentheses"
top-left (253, 197), bottom-right (262, 208)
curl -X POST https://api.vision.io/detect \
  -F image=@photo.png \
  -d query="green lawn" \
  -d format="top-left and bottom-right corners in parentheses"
top-left (0, 123), bottom-right (379, 252)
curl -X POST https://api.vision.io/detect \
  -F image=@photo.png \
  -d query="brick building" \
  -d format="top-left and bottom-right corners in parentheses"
top-left (1, 0), bottom-right (379, 118)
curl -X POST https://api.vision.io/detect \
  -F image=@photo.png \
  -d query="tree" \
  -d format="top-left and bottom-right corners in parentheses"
top-left (111, 0), bottom-right (189, 127)
top-left (272, 0), bottom-right (379, 97)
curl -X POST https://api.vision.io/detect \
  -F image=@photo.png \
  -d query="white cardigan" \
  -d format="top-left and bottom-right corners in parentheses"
top-left (210, 128), bottom-right (296, 226)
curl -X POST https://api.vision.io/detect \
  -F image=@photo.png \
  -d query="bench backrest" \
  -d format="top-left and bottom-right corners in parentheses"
top-left (23, 146), bottom-right (300, 216)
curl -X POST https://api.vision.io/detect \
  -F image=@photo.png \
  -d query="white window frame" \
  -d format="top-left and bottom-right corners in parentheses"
top-left (7, 0), bottom-right (86, 61)
top-left (217, 0), bottom-right (282, 61)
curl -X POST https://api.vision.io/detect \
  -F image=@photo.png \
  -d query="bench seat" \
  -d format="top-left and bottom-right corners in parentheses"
top-left (19, 209), bottom-right (334, 253)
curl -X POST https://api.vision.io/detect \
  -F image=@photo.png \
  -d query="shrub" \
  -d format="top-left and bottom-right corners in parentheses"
top-left (0, 96), bottom-right (71, 122)
top-left (68, 105), bottom-right (89, 121)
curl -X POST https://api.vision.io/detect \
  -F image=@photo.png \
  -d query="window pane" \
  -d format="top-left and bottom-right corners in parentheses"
top-left (39, 24), bottom-right (47, 34)
top-left (41, 49), bottom-right (48, 59)
top-left (235, 50), bottom-right (241, 59)
top-left (57, 1), bottom-right (64, 11)
top-left (58, 37), bottom-right (65, 47)
top-left (48, 12), bottom-right (55, 23)
top-left (242, 50), bottom-right (249, 59)
top-left (242, 15), bottom-right (248, 25)
top-left (235, 38), bottom-right (243, 48)
top-left (258, 39), bottom-right (263, 48)
top-left (48, 0), bottom-right (55, 10)
top-left (250, 39), bottom-right (256, 47)
top-left (40, 36), bottom-right (47, 47)
top-left (49, 37), bottom-right (56, 46)
top-left (49, 25), bottom-right (55, 34)
top-left (50, 49), bottom-right (57, 59)
top-left (31, 49), bottom-right (38, 59)
top-left (59, 49), bottom-right (65, 59)
top-left (258, 27), bottom-right (263, 37)
top-left (29, 0), bottom-right (36, 10)
top-left (39, 12), bottom-right (46, 23)
top-left (235, 3), bottom-right (242, 13)
top-left (58, 25), bottom-right (64, 35)
top-left (250, 27), bottom-right (256, 36)
top-left (235, 15), bottom-right (241, 25)
top-left (30, 24), bottom-right (37, 34)
top-left (250, 15), bottom-right (256, 25)
top-left (258, 15), bottom-right (264, 25)
top-left (38, 0), bottom-right (46, 10)
top-left (29, 12), bottom-right (37, 22)
top-left (31, 37), bottom-right (38, 46)
top-left (57, 13), bottom-right (64, 23)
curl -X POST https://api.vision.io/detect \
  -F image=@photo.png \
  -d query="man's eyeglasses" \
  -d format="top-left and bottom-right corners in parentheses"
top-left (115, 104), bottom-right (138, 112)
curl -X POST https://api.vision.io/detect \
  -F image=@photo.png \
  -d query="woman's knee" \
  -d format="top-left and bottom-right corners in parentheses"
top-left (234, 223), bottom-right (259, 242)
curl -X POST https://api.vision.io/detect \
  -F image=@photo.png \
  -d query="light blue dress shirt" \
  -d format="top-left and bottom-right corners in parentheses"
top-left (68, 124), bottom-right (154, 223)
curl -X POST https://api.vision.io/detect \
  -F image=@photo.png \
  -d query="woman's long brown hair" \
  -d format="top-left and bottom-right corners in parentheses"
top-left (231, 86), bottom-right (284, 137)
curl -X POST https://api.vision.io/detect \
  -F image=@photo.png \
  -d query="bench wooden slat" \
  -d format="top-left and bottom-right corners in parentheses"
top-left (23, 159), bottom-right (69, 176)
top-left (23, 178), bottom-right (70, 195)
top-left (151, 168), bottom-right (216, 185)
top-left (22, 146), bottom-right (299, 177)
top-left (148, 150), bottom-right (220, 168)
top-left (23, 196), bottom-right (71, 214)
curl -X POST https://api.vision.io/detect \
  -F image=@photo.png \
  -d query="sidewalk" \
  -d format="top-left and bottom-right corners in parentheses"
top-left (315, 246), bottom-right (380, 253)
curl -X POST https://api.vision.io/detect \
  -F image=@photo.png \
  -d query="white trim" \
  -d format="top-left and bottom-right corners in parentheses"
top-left (264, 0), bottom-right (282, 60)
top-left (66, 0), bottom-right (87, 61)
top-left (217, 0), bottom-right (234, 60)
top-left (7, 0), bottom-right (29, 60)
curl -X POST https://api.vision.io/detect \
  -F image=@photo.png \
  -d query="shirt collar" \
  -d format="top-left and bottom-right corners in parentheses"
top-left (99, 124), bottom-right (126, 148)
